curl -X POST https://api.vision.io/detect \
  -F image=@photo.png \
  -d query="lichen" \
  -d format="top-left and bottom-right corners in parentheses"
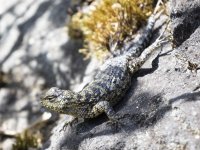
top-left (68, 0), bottom-right (154, 60)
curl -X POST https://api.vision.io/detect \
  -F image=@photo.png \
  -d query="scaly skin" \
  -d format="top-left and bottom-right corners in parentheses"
top-left (40, 0), bottom-right (166, 125)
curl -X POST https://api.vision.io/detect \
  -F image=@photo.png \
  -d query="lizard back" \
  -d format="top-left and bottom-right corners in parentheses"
top-left (79, 55), bottom-right (132, 106)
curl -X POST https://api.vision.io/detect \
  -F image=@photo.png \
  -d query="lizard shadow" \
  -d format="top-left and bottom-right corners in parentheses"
top-left (75, 88), bottom-right (200, 136)
top-left (134, 49), bottom-right (173, 77)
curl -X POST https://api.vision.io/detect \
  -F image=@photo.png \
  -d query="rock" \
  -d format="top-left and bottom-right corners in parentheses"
top-left (44, 1), bottom-right (200, 149)
top-left (170, 0), bottom-right (200, 46)
top-left (173, 27), bottom-right (200, 73)
top-left (0, 0), bottom-right (89, 149)
top-left (2, 139), bottom-right (15, 150)
top-left (1, 0), bottom-right (200, 150)
top-left (45, 39), bottom-right (200, 149)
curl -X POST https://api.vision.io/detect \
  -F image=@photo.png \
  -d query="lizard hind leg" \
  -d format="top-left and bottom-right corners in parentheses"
top-left (128, 32), bottom-right (168, 74)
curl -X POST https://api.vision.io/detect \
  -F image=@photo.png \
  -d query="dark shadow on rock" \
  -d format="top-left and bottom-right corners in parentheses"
top-left (171, 6), bottom-right (200, 46)
top-left (169, 91), bottom-right (200, 104)
top-left (18, 1), bottom-right (52, 34)
top-left (135, 49), bottom-right (172, 77)
top-left (109, 90), bottom-right (199, 134)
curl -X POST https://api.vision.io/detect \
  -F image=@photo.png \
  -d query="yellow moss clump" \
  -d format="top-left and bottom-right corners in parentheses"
top-left (69, 0), bottom-right (154, 60)
top-left (12, 130), bottom-right (40, 150)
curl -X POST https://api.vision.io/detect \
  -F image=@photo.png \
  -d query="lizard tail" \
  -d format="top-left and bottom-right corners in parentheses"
top-left (128, 34), bottom-right (167, 74)
top-left (124, 14), bottom-right (156, 57)
top-left (124, 0), bottom-right (164, 58)
top-left (139, 16), bottom-right (169, 63)
top-left (128, 17), bottom-right (168, 74)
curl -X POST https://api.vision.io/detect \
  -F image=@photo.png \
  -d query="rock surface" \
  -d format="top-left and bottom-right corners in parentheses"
top-left (170, 0), bottom-right (200, 47)
top-left (0, 0), bottom-right (89, 149)
top-left (0, 0), bottom-right (200, 150)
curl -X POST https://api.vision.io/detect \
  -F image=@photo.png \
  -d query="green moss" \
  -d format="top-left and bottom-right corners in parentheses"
top-left (12, 130), bottom-right (39, 150)
top-left (69, 0), bottom-right (154, 60)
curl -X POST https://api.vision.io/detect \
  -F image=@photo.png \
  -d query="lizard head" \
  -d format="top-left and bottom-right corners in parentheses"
top-left (40, 87), bottom-right (79, 114)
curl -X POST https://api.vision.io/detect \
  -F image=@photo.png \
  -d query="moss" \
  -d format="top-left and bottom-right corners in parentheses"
top-left (68, 0), bottom-right (154, 60)
top-left (12, 130), bottom-right (40, 150)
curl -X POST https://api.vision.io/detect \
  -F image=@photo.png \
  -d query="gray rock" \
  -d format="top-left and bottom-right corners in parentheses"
top-left (170, 0), bottom-right (200, 46)
top-left (1, 0), bottom-right (200, 150)
top-left (2, 139), bottom-right (15, 150)
top-left (173, 27), bottom-right (200, 73)
top-left (44, 1), bottom-right (200, 149)
top-left (45, 40), bottom-right (200, 150)
top-left (0, 0), bottom-right (88, 149)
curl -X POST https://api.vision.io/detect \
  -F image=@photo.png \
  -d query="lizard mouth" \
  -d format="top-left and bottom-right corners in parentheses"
top-left (40, 97), bottom-right (62, 112)
top-left (40, 87), bottom-right (64, 103)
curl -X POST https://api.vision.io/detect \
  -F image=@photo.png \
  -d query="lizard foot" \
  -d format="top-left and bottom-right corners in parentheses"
top-left (107, 120), bottom-right (121, 131)
top-left (60, 117), bottom-right (78, 132)
top-left (106, 116), bottom-right (125, 131)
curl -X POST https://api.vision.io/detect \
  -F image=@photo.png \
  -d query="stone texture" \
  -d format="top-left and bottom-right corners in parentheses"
top-left (44, 0), bottom-right (200, 149)
top-left (170, 0), bottom-right (200, 47)
top-left (0, 0), bottom-right (89, 149)
top-left (45, 41), bottom-right (200, 149)
top-left (0, 0), bottom-right (200, 150)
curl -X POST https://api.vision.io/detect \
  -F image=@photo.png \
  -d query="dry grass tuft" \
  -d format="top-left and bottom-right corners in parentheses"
top-left (69, 0), bottom-right (154, 60)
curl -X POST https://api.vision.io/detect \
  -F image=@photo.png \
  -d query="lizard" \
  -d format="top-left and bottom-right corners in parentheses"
top-left (40, 0), bottom-right (167, 128)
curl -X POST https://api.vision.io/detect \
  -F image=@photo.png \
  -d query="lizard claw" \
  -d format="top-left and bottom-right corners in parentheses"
top-left (108, 120), bottom-right (123, 131)
top-left (59, 122), bottom-right (69, 132)
top-left (59, 117), bottom-right (78, 132)
top-left (107, 116), bottom-right (124, 131)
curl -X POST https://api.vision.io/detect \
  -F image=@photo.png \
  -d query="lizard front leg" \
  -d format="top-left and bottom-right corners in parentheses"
top-left (61, 117), bottom-right (78, 131)
top-left (89, 101), bottom-right (118, 122)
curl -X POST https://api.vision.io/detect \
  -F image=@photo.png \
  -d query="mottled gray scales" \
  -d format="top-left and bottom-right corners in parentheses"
top-left (124, 12), bottom-right (155, 57)
top-left (80, 64), bottom-right (131, 105)
top-left (40, 0), bottom-right (166, 126)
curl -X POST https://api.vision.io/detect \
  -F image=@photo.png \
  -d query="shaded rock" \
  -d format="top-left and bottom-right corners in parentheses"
top-left (173, 26), bottom-right (200, 73)
top-left (170, 0), bottom-right (200, 46)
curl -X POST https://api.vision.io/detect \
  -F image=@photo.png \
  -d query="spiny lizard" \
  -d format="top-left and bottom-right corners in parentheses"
top-left (40, 0), bottom-right (167, 127)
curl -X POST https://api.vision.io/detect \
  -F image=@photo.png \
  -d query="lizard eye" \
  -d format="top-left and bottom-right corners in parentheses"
top-left (45, 95), bottom-right (55, 101)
